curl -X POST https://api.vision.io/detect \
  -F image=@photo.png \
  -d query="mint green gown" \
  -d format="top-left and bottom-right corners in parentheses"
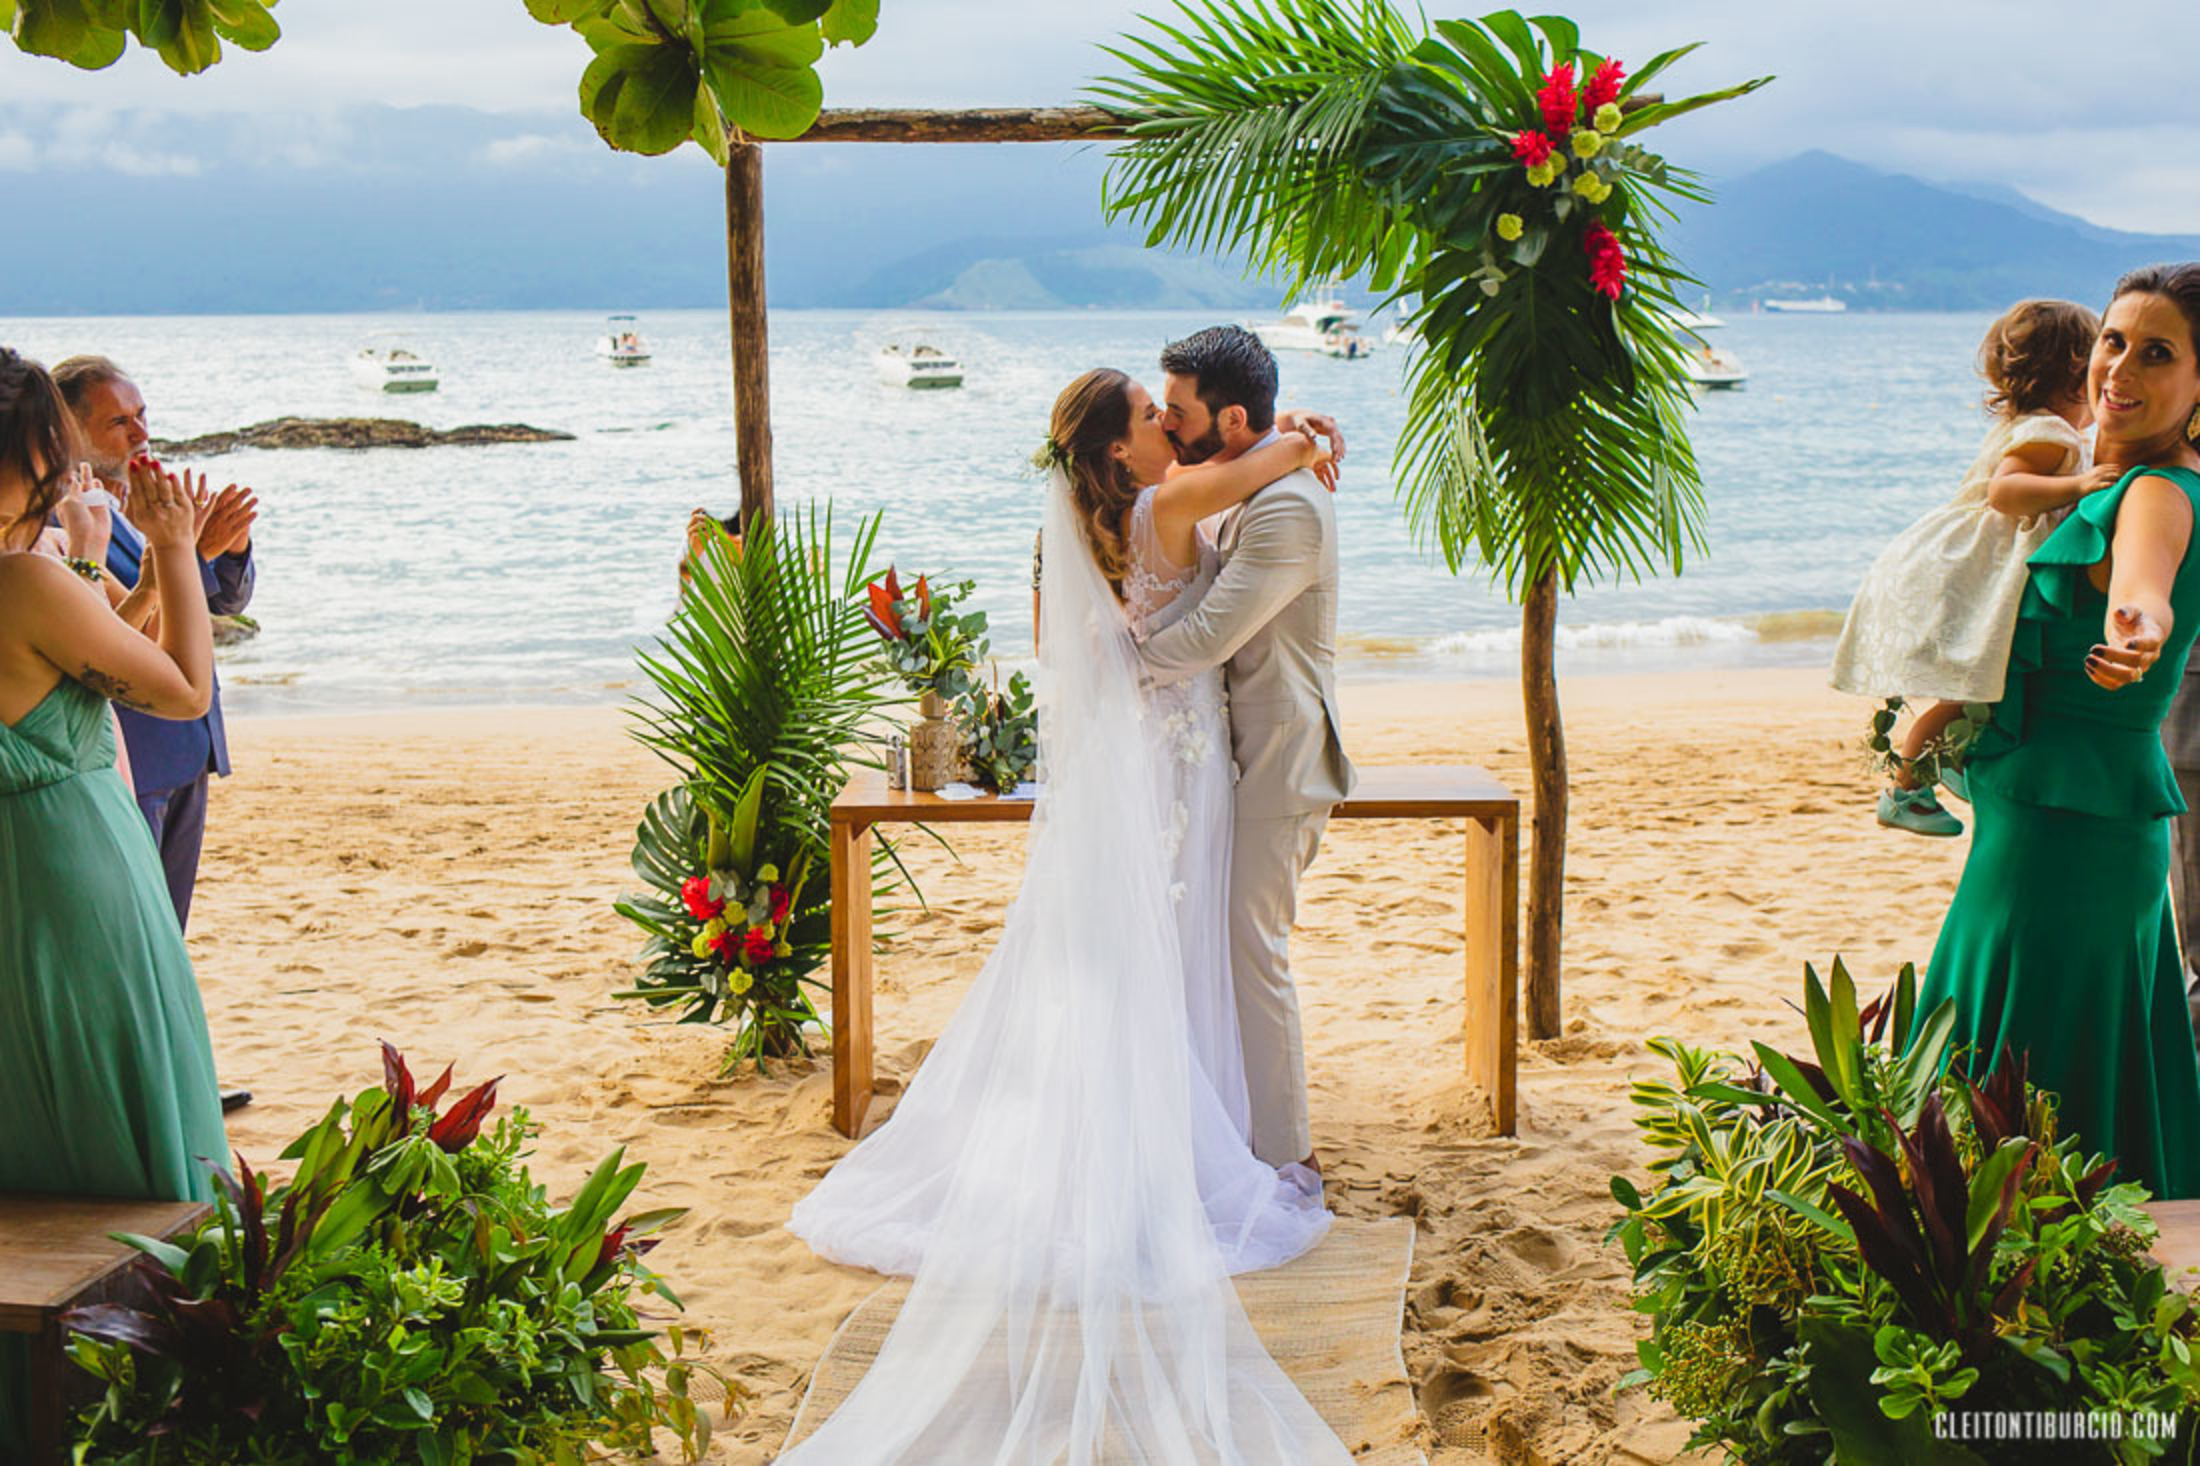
top-left (0, 676), bottom-right (226, 1455)
top-left (1919, 467), bottom-right (2200, 1199)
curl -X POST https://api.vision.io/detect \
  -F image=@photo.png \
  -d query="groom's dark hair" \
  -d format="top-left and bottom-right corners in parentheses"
top-left (1160, 325), bottom-right (1278, 433)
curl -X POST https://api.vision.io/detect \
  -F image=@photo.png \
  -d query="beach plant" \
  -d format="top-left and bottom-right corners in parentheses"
top-left (1611, 959), bottom-right (2200, 1463)
top-left (621, 507), bottom-right (902, 1066)
top-left (63, 1043), bottom-right (726, 1464)
top-left (1095, 2), bottom-right (1768, 1038)
top-left (7, 0), bottom-right (876, 148)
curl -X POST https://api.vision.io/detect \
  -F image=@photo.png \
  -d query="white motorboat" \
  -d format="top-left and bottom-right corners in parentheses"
top-left (1762, 295), bottom-right (1848, 314)
top-left (1382, 318), bottom-right (1420, 346)
top-left (874, 343), bottom-right (964, 389)
top-left (350, 346), bottom-right (440, 393)
top-left (1671, 307), bottom-right (1747, 390)
top-left (595, 314), bottom-right (651, 366)
top-left (1251, 297), bottom-right (1375, 359)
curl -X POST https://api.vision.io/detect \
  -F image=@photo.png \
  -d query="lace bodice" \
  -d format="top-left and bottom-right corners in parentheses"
top-left (1123, 486), bottom-right (1220, 639)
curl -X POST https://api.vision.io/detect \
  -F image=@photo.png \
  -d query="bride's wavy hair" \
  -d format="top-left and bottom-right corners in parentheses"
top-left (0, 348), bottom-right (78, 550)
top-left (1046, 368), bottom-right (1140, 594)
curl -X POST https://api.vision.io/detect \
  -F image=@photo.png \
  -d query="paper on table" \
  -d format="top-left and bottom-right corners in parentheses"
top-left (933, 782), bottom-right (1041, 801)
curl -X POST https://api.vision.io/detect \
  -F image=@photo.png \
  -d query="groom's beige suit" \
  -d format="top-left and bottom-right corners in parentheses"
top-left (1141, 442), bottom-right (1356, 1166)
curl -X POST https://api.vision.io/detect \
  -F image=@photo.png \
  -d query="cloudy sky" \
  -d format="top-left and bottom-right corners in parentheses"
top-left (2, 0), bottom-right (2197, 233)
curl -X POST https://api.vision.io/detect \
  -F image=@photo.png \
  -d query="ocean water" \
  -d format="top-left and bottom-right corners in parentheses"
top-left (0, 307), bottom-right (2003, 713)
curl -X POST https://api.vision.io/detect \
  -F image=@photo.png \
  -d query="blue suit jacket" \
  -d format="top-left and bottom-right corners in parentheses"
top-left (105, 514), bottom-right (255, 796)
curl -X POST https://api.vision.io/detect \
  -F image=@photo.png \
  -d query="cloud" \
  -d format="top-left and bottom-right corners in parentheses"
top-left (0, 132), bottom-right (33, 170)
top-left (479, 133), bottom-right (584, 166)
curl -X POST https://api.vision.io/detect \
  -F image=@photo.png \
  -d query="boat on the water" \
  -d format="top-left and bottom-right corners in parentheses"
top-left (874, 343), bottom-right (964, 389)
top-left (1762, 295), bottom-right (1848, 315)
top-left (1251, 296), bottom-right (1375, 359)
top-left (595, 314), bottom-right (651, 366)
top-left (350, 346), bottom-right (440, 394)
top-left (1382, 318), bottom-right (1419, 346)
top-left (1671, 307), bottom-right (1748, 390)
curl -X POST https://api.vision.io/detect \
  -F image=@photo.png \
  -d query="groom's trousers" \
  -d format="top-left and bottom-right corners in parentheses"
top-left (1231, 808), bottom-right (1330, 1167)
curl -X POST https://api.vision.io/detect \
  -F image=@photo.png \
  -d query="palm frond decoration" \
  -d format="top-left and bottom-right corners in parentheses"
top-left (619, 507), bottom-right (899, 1066)
top-left (1096, 2), bottom-right (1769, 1035)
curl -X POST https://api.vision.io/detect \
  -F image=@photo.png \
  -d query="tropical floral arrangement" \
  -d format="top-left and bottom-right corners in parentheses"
top-left (1611, 960), bottom-right (2199, 1463)
top-left (865, 566), bottom-right (988, 704)
top-left (65, 1044), bottom-right (724, 1464)
top-left (622, 508), bottom-right (899, 1068)
top-left (618, 775), bottom-right (831, 1065)
top-left (961, 667), bottom-right (1039, 793)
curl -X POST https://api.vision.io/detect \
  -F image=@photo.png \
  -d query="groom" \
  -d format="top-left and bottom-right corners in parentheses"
top-left (1139, 325), bottom-right (1357, 1175)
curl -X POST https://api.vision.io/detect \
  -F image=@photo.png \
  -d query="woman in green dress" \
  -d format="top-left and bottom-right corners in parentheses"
top-left (0, 349), bottom-right (227, 1453)
top-left (1921, 264), bottom-right (2200, 1199)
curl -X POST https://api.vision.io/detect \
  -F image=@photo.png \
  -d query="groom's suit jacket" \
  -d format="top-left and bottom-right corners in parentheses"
top-left (1139, 452), bottom-right (1356, 818)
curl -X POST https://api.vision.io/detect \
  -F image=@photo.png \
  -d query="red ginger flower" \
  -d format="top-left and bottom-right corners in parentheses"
top-left (1583, 221), bottom-right (1627, 299)
top-left (1509, 129), bottom-right (1554, 167)
top-left (708, 931), bottom-right (735, 963)
top-left (742, 925), bottom-right (776, 964)
top-left (1538, 63), bottom-right (1578, 135)
top-left (681, 876), bottom-right (723, 922)
top-left (770, 883), bottom-right (791, 924)
top-left (1583, 59), bottom-right (1626, 112)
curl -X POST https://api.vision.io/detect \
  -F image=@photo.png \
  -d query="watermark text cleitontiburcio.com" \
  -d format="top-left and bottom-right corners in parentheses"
top-left (1934, 1410), bottom-right (2180, 1442)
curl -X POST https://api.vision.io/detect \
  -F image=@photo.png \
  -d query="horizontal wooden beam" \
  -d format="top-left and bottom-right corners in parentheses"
top-left (772, 95), bottom-right (1661, 146)
top-left (779, 106), bottom-right (1128, 144)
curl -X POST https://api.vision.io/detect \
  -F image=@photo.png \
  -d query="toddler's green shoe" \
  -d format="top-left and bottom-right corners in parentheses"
top-left (1877, 787), bottom-right (1962, 837)
top-left (1939, 765), bottom-right (1969, 804)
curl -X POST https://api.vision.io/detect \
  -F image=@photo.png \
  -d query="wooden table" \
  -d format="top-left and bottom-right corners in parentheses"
top-left (0, 1193), bottom-right (211, 1462)
top-left (829, 764), bottom-right (1520, 1140)
top-left (2147, 1200), bottom-right (2200, 1283)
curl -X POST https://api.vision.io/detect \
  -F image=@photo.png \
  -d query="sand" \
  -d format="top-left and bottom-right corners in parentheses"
top-left (191, 666), bottom-right (1963, 1464)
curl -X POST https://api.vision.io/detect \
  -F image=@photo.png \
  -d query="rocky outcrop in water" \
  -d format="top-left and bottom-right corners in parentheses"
top-left (150, 417), bottom-right (574, 455)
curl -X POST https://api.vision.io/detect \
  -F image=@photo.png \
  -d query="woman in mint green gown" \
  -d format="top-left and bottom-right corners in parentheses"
top-left (0, 350), bottom-right (226, 1455)
top-left (1920, 267), bottom-right (2200, 1199)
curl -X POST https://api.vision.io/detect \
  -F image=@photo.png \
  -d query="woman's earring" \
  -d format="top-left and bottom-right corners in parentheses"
top-left (2188, 402), bottom-right (2200, 440)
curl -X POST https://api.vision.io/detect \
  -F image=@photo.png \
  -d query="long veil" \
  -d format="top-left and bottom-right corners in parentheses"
top-left (779, 471), bottom-right (1351, 1463)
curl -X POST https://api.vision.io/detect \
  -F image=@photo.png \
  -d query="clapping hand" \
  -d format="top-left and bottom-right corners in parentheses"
top-left (127, 457), bottom-right (199, 551)
top-left (194, 480), bottom-right (257, 560)
top-left (2085, 605), bottom-right (2165, 691)
top-left (54, 462), bottom-right (114, 562)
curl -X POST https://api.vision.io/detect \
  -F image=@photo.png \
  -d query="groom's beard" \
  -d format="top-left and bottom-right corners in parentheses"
top-left (1168, 423), bottom-right (1225, 465)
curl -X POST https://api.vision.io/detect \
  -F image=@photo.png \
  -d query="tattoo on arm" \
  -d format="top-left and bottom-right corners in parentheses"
top-left (76, 666), bottom-right (154, 714)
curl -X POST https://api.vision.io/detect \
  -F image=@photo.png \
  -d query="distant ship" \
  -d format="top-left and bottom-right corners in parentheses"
top-left (1762, 295), bottom-right (1848, 315)
top-left (1670, 308), bottom-right (1747, 389)
top-left (1250, 295), bottom-right (1375, 359)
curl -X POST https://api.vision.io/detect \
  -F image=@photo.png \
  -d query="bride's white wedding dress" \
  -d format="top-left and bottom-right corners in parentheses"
top-left (780, 476), bottom-right (1350, 1463)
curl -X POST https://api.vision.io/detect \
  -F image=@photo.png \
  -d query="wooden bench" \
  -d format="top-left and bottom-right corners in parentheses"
top-left (829, 764), bottom-right (1520, 1140)
top-left (0, 1193), bottom-right (211, 1463)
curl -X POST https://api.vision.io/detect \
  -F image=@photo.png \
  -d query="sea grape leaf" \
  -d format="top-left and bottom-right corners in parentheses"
top-left (16, 0), bottom-right (93, 57)
top-left (607, 40), bottom-right (703, 155)
top-left (205, 0), bottom-right (275, 50)
top-left (820, 0), bottom-right (875, 45)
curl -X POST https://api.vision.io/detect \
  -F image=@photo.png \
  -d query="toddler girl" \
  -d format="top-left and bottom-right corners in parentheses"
top-left (1832, 298), bottom-right (2117, 835)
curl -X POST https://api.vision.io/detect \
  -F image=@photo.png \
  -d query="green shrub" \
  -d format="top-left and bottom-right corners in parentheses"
top-left (1612, 959), bottom-right (2200, 1464)
top-left (65, 1045), bottom-right (727, 1464)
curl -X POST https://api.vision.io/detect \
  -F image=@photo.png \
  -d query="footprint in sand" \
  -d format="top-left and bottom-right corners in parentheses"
top-left (448, 939), bottom-right (490, 958)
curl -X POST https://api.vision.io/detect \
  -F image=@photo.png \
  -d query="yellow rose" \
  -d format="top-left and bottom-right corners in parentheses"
top-left (1496, 213), bottom-right (1524, 241)
top-left (703, 916), bottom-right (728, 940)
top-left (1594, 102), bottom-right (1623, 132)
top-left (1589, 177), bottom-right (1614, 204)
top-left (774, 940), bottom-right (793, 958)
top-left (689, 931), bottom-right (715, 958)
top-left (1526, 161), bottom-right (1557, 188)
top-left (1571, 129), bottom-right (1603, 158)
top-left (729, 969), bottom-right (754, 996)
top-left (1572, 172), bottom-right (1602, 199)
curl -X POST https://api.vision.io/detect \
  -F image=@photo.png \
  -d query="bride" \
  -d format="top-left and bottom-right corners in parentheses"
top-left (780, 368), bottom-right (1353, 1462)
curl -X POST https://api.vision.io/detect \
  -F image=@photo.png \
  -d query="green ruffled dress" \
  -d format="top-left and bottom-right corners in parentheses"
top-left (1918, 466), bottom-right (2200, 1199)
top-left (0, 676), bottom-right (226, 1455)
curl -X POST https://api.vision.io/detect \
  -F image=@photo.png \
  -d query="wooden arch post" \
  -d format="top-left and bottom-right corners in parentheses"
top-left (722, 107), bottom-right (1127, 525)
